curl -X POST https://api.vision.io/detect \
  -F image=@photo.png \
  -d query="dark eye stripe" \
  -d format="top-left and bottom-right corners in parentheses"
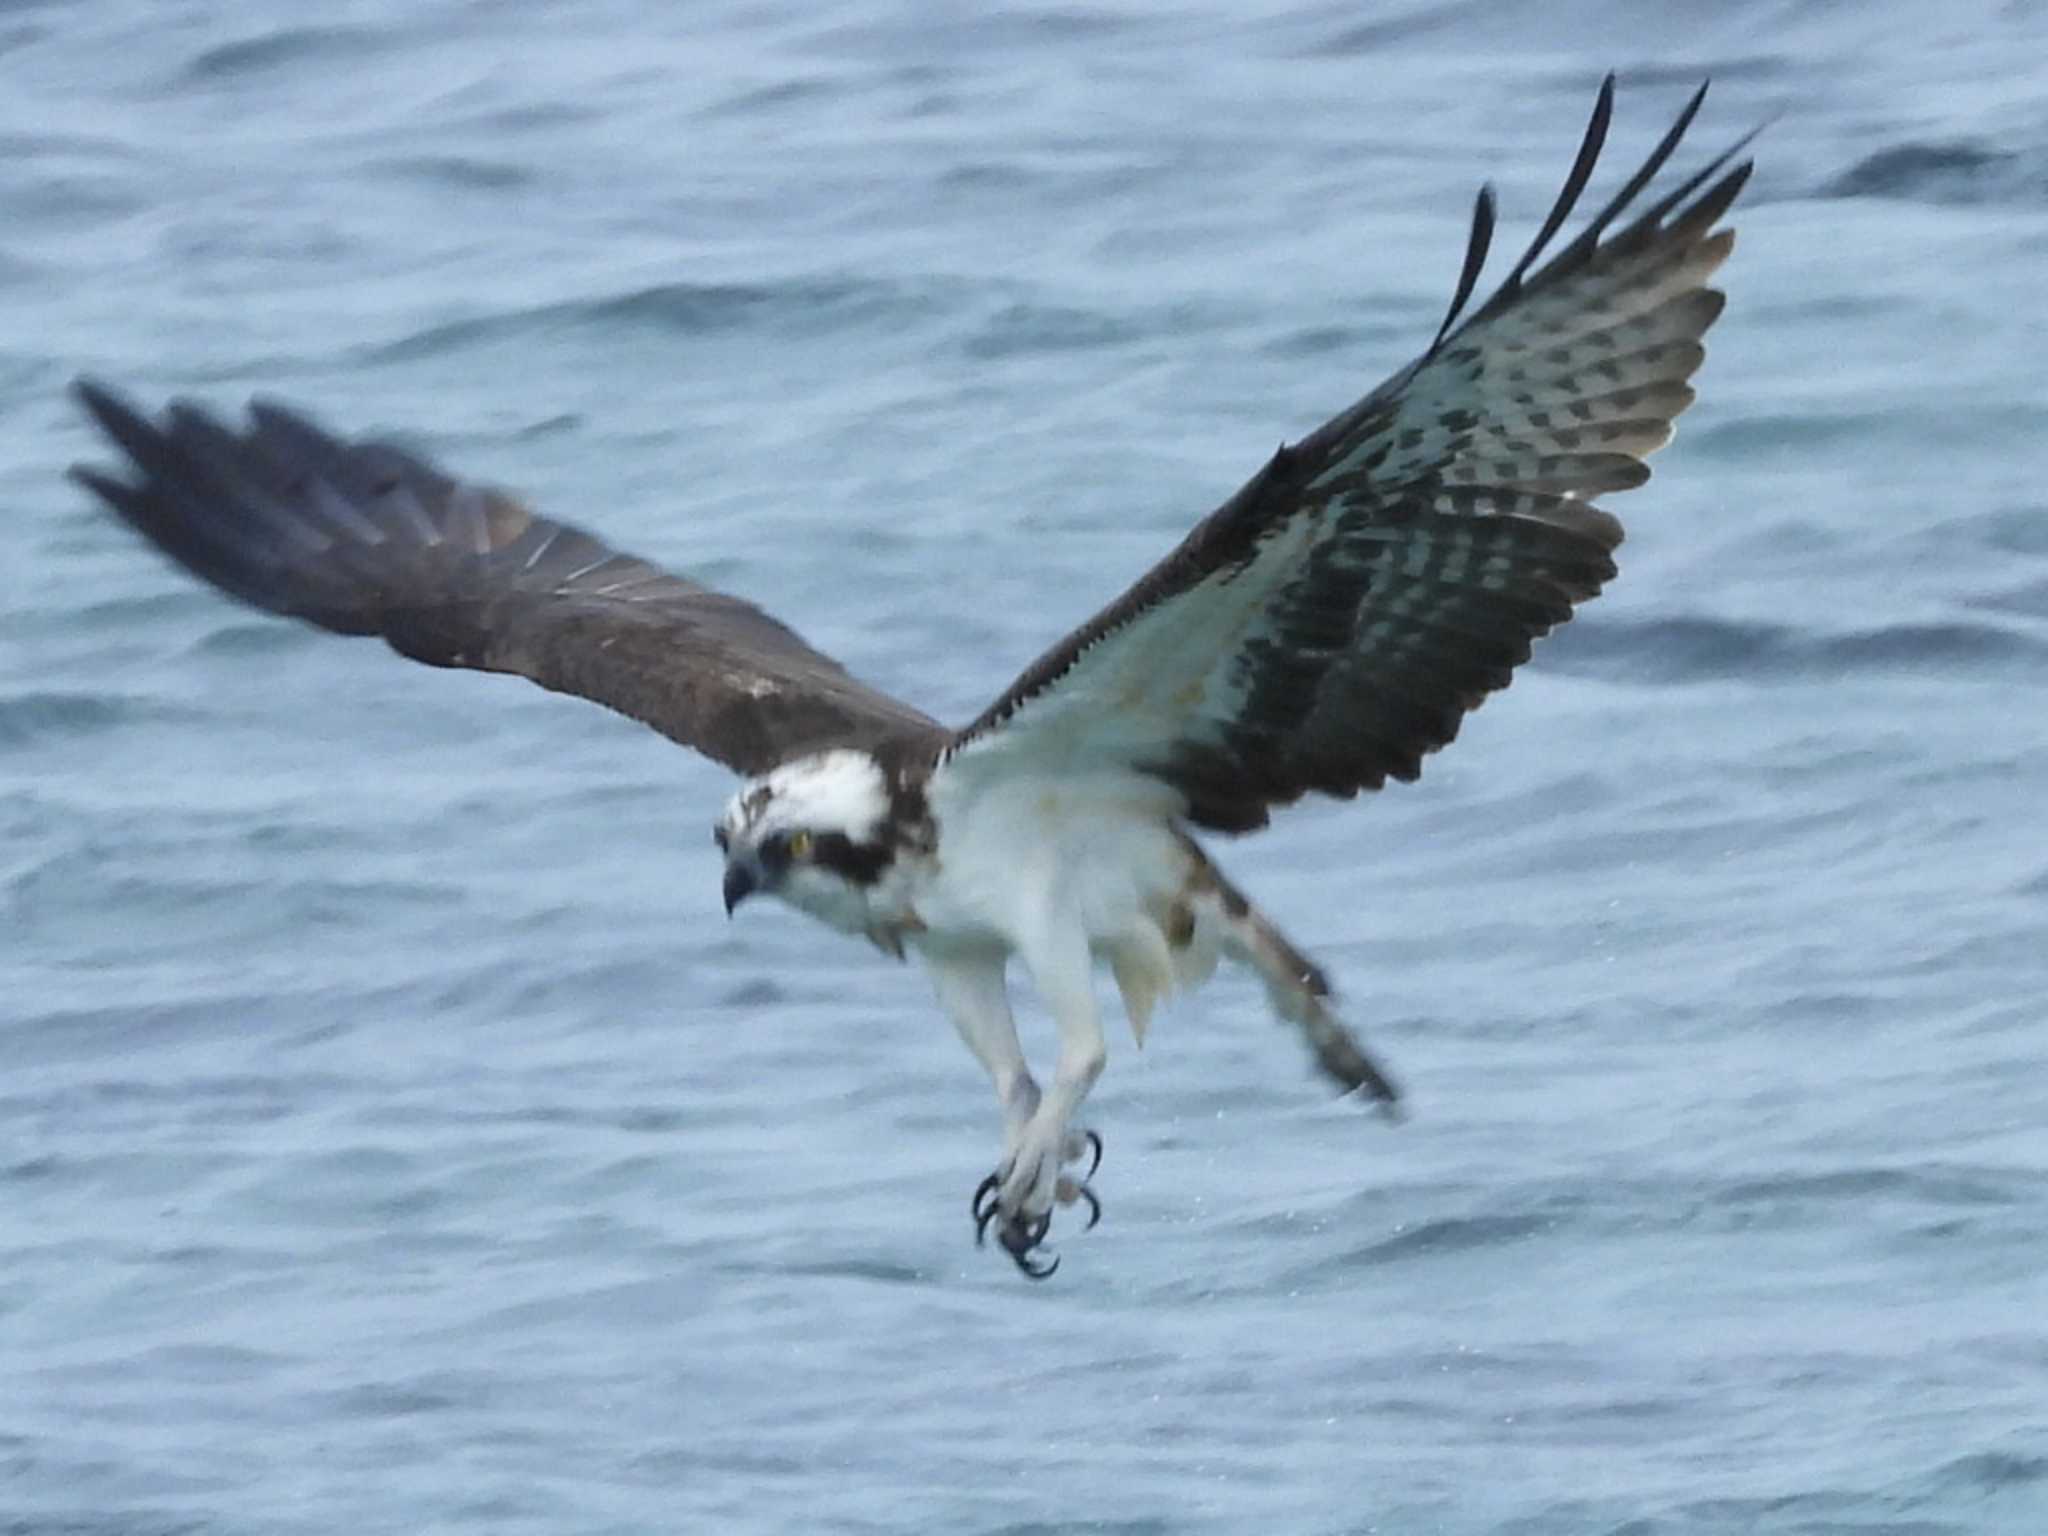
top-left (811, 831), bottom-right (892, 886)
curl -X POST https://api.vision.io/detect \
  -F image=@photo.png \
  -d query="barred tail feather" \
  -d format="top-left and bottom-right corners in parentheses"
top-left (1180, 844), bottom-right (1403, 1112)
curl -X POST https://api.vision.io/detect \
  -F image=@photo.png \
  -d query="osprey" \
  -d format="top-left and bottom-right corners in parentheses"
top-left (71, 78), bottom-right (1751, 1279)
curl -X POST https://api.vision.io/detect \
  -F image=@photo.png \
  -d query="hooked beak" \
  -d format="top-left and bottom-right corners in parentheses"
top-left (722, 859), bottom-right (759, 917)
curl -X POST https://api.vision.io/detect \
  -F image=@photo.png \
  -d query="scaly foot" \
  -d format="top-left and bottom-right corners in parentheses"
top-left (970, 1126), bottom-right (1104, 1279)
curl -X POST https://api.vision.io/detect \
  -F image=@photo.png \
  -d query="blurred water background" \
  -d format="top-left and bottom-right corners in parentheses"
top-left (5, 3), bottom-right (2048, 1532)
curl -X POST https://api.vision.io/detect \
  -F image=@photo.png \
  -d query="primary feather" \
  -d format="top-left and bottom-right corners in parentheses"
top-left (953, 75), bottom-right (1753, 834)
top-left (70, 382), bottom-right (945, 776)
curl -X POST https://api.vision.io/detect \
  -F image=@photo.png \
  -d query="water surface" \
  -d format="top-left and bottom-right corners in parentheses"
top-left (5, 3), bottom-right (2047, 1532)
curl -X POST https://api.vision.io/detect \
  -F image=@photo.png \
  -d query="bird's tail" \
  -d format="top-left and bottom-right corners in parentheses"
top-left (1178, 837), bottom-right (1403, 1113)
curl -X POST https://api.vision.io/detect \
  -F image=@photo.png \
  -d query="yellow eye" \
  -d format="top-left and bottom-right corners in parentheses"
top-left (787, 830), bottom-right (813, 860)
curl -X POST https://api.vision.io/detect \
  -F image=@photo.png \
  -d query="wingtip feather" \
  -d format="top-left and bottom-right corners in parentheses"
top-left (1495, 73), bottom-right (1617, 300)
top-left (70, 375), bottom-right (152, 447)
top-left (1429, 182), bottom-right (1497, 354)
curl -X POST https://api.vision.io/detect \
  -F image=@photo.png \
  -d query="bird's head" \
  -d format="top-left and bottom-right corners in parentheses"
top-left (715, 749), bottom-right (897, 932)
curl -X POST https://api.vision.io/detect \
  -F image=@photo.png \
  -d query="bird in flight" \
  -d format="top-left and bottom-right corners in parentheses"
top-left (72, 77), bottom-right (1751, 1279)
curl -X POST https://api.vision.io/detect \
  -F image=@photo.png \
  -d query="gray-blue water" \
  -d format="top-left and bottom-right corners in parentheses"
top-left (6, 4), bottom-right (2048, 1532)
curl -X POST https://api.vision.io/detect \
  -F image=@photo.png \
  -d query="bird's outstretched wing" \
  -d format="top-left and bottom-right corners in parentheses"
top-left (71, 382), bottom-right (946, 776)
top-left (950, 78), bottom-right (1753, 832)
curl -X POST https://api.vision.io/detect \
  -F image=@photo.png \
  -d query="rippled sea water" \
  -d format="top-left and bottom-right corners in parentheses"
top-left (6, 4), bottom-right (2048, 1533)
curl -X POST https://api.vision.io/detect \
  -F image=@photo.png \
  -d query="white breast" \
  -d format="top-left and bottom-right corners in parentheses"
top-left (911, 760), bottom-right (1197, 1001)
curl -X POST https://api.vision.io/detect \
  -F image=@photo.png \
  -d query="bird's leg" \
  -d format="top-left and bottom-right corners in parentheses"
top-left (929, 938), bottom-right (1105, 1278)
top-left (975, 927), bottom-right (1106, 1277)
top-left (927, 947), bottom-right (1038, 1145)
top-left (926, 951), bottom-right (1060, 1272)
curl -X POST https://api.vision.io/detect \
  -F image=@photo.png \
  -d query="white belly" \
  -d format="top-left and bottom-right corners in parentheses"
top-left (907, 766), bottom-right (1221, 1037)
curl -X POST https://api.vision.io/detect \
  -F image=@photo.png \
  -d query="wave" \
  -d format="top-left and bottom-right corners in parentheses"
top-left (1542, 613), bottom-right (2048, 683)
top-left (0, 690), bottom-right (191, 748)
top-left (697, 76), bottom-right (847, 122)
top-left (1923, 1449), bottom-right (2048, 1493)
top-left (1326, 1211), bottom-right (1552, 1266)
top-left (360, 276), bottom-right (947, 364)
top-left (962, 301), bottom-right (1148, 360)
top-left (364, 155), bottom-right (538, 194)
top-left (1271, 1157), bottom-right (2045, 1290)
top-left (1308, 0), bottom-right (1526, 56)
top-left (181, 24), bottom-right (394, 84)
top-left (1711, 1165), bottom-right (2042, 1212)
top-left (1821, 140), bottom-right (2048, 206)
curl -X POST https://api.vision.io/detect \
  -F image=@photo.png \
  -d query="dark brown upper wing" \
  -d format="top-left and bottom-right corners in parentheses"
top-left (70, 383), bottom-right (947, 776)
top-left (947, 78), bottom-right (1753, 832)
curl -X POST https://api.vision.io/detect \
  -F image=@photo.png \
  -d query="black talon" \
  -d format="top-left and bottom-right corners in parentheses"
top-left (1015, 1248), bottom-right (1059, 1280)
top-left (969, 1154), bottom-right (1088, 1278)
top-left (998, 1212), bottom-right (1058, 1280)
top-left (1081, 1129), bottom-right (1104, 1180)
top-left (971, 1173), bottom-right (1001, 1245)
top-left (1073, 1182), bottom-right (1102, 1231)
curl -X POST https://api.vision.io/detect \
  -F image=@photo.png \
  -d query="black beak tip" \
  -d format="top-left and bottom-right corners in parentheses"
top-left (722, 864), bottom-right (756, 917)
